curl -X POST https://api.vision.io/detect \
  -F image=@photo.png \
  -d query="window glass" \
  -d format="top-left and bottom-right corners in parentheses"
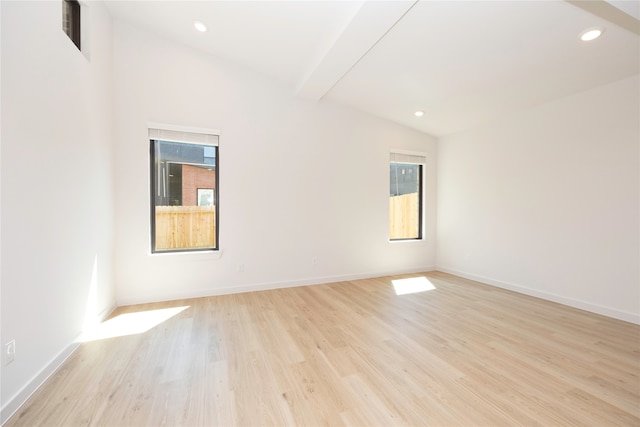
top-left (390, 162), bottom-right (422, 240)
top-left (62, 0), bottom-right (81, 50)
top-left (151, 139), bottom-right (218, 252)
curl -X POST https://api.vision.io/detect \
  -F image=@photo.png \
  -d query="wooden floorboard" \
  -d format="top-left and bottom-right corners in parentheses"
top-left (5, 271), bottom-right (640, 426)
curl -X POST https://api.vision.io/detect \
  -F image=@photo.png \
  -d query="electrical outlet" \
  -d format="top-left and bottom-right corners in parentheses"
top-left (237, 263), bottom-right (244, 273)
top-left (4, 340), bottom-right (15, 365)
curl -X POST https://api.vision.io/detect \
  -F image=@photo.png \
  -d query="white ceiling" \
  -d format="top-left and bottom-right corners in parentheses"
top-left (104, 0), bottom-right (640, 137)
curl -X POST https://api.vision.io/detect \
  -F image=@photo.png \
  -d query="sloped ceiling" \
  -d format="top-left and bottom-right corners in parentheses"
top-left (104, 0), bottom-right (640, 137)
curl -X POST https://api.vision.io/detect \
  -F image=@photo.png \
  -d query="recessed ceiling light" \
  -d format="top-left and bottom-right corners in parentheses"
top-left (580, 27), bottom-right (604, 41)
top-left (194, 21), bottom-right (207, 32)
top-left (414, 110), bottom-right (424, 117)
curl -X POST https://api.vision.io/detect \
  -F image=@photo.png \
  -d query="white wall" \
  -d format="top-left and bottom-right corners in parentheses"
top-left (1, 1), bottom-right (115, 420)
top-left (437, 75), bottom-right (640, 323)
top-left (112, 22), bottom-right (437, 305)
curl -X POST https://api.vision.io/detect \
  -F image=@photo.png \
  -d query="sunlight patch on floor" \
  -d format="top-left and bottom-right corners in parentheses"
top-left (82, 306), bottom-right (190, 342)
top-left (392, 276), bottom-right (436, 295)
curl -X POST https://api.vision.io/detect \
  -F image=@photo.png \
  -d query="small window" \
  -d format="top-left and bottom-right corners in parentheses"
top-left (390, 152), bottom-right (424, 240)
top-left (62, 0), bottom-right (81, 50)
top-left (150, 128), bottom-right (219, 253)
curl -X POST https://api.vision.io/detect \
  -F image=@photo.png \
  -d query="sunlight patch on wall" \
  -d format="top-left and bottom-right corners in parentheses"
top-left (83, 255), bottom-right (99, 333)
top-left (82, 306), bottom-right (189, 342)
top-left (392, 276), bottom-right (436, 295)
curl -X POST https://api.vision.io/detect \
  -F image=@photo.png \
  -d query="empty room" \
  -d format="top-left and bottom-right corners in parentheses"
top-left (1, 0), bottom-right (639, 425)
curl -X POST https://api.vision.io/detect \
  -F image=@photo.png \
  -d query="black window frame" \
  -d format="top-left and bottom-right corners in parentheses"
top-left (62, 0), bottom-right (81, 51)
top-left (389, 161), bottom-right (424, 241)
top-left (150, 138), bottom-right (220, 254)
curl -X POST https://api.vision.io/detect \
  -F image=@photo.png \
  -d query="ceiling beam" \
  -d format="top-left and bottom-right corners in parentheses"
top-left (296, 0), bottom-right (418, 102)
top-left (567, 0), bottom-right (640, 35)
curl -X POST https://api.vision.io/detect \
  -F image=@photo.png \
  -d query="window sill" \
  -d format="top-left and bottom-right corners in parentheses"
top-left (148, 249), bottom-right (224, 260)
top-left (389, 239), bottom-right (426, 245)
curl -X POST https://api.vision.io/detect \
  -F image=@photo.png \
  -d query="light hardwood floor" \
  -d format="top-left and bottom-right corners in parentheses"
top-left (6, 272), bottom-right (640, 426)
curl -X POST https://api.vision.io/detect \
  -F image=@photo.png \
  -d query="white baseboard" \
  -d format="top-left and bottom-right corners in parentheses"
top-left (436, 266), bottom-right (640, 325)
top-left (117, 266), bottom-right (437, 306)
top-left (1, 303), bottom-right (117, 426)
top-left (1, 341), bottom-right (79, 426)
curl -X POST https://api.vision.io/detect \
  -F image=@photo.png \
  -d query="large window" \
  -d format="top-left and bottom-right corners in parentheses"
top-left (150, 128), bottom-right (219, 253)
top-left (390, 152), bottom-right (424, 240)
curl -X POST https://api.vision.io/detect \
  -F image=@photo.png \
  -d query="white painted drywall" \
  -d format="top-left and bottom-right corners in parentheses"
top-left (437, 75), bottom-right (640, 323)
top-left (112, 21), bottom-right (437, 305)
top-left (1, 1), bottom-right (115, 418)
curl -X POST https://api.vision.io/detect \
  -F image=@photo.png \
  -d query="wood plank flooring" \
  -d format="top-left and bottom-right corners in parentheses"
top-left (5, 271), bottom-right (640, 426)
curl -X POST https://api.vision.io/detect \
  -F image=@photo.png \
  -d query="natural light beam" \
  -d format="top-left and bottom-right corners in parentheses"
top-left (392, 277), bottom-right (436, 295)
top-left (82, 306), bottom-right (190, 342)
top-left (83, 255), bottom-right (99, 333)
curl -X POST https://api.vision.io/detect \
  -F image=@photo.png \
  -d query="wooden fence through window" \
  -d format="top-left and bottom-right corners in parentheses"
top-left (390, 193), bottom-right (420, 239)
top-left (155, 195), bottom-right (416, 250)
top-left (155, 206), bottom-right (216, 250)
